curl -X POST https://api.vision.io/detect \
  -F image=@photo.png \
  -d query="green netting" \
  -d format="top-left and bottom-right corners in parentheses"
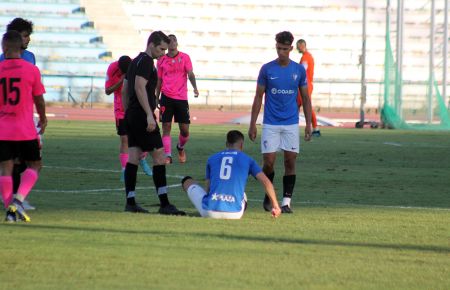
top-left (382, 24), bottom-right (450, 131)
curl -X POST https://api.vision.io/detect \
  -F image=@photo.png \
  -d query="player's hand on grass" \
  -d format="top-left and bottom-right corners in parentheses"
top-left (304, 126), bottom-right (312, 141)
top-left (146, 114), bottom-right (156, 132)
top-left (248, 124), bottom-right (257, 142)
top-left (271, 207), bottom-right (281, 218)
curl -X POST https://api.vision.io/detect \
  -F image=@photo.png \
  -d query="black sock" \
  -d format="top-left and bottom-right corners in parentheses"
top-left (283, 175), bottom-right (296, 198)
top-left (153, 165), bottom-right (169, 207)
top-left (125, 163), bottom-right (138, 205)
top-left (12, 162), bottom-right (27, 194)
top-left (266, 171), bottom-right (275, 183)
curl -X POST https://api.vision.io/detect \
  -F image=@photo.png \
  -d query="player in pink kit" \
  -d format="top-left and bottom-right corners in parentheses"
top-left (105, 56), bottom-right (152, 179)
top-left (0, 31), bottom-right (47, 222)
top-left (156, 34), bottom-right (199, 164)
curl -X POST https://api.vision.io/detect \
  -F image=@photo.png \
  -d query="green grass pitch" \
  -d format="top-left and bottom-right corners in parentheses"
top-left (1, 120), bottom-right (449, 290)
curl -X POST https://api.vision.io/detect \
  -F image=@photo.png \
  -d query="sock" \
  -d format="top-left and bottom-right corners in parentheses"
top-left (124, 163), bottom-right (138, 205)
top-left (162, 135), bottom-right (172, 156)
top-left (266, 171), bottom-right (275, 184)
top-left (12, 163), bottom-right (26, 194)
top-left (282, 197), bottom-right (291, 207)
top-left (152, 165), bottom-right (169, 207)
top-left (16, 168), bottom-right (39, 202)
top-left (119, 153), bottom-right (128, 169)
top-left (0, 176), bottom-right (13, 208)
top-left (178, 134), bottom-right (189, 149)
top-left (283, 175), bottom-right (296, 200)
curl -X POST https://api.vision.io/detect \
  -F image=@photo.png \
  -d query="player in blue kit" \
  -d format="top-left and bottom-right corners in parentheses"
top-left (181, 130), bottom-right (281, 219)
top-left (248, 31), bottom-right (312, 214)
top-left (0, 18), bottom-right (35, 64)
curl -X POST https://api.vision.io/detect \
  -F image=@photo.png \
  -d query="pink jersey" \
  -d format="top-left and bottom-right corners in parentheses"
top-left (0, 59), bottom-right (45, 141)
top-left (105, 61), bottom-right (125, 119)
top-left (157, 51), bottom-right (193, 101)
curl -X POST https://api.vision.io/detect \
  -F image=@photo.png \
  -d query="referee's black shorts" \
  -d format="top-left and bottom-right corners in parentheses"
top-left (125, 109), bottom-right (163, 152)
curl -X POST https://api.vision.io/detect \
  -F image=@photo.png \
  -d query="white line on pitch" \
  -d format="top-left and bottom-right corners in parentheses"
top-left (33, 184), bottom-right (182, 194)
top-left (43, 165), bottom-right (186, 179)
top-left (247, 199), bottom-right (450, 211)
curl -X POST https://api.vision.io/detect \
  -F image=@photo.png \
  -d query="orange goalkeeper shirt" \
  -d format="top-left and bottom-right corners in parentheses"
top-left (300, 51), bottom-right (314, 94)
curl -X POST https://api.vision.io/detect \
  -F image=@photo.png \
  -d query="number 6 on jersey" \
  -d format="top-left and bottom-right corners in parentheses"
top-left (219, 156), bottom-right (233, 180)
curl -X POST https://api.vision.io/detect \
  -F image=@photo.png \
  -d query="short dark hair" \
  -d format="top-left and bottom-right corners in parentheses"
top-left (147, 31), bottom-right (170, 46)
top-left (275, 31), bottom-right (294, 45)
top-left (2, 30), bottom-right (23, 52)
top-left (226, 130), bottom-right (244, 145)
top-left (118, 55), bottom-right (131, 74)
top-left (297, 39), bottom-right (306, 46)
top-left (6, 18), bottom-right (33, 34)
top-left (168, 34), bottom-right (177, 41)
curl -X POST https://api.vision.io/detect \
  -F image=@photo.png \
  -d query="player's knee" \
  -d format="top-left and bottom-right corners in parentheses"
top-left (27, 161), bottom-right (42, 172)
top-left (181, 176), bottom-right (194, 192)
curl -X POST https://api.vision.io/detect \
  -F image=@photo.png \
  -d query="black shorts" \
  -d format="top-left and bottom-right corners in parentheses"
top-left (116, 118), bottom-right (127, 136)
top-left (0, 139), bottom-right (41, 162)
top-left (125, 109), bottom-right (163, 152)
top-left (159, 93), bottom-right (191, 124)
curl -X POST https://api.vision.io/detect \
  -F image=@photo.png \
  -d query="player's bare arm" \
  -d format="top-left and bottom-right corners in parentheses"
top-left (121, 79), bottom-right (129, 111)
top-left (299, 85), bottom-right (312, 141)
top-left (155, 77), bottom-right (161, 108)
top-left (33, 94), bottom-right (47, 134)
top-left (248, 84), bottom-right (265, 141)
top-left (105, 75), bottom-right (124, 95)
top-left (135, 75), bottom-right (156, 132)
top-left (256, 172), bottom-right (281, 218)
top-left (187, 70), bottom-right (199, 97)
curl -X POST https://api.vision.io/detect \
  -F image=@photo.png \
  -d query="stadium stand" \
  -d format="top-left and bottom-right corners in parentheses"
top-left (0, 0), bottom-right (111, 103)
top-left (0, 0), bottom-right (447, 110)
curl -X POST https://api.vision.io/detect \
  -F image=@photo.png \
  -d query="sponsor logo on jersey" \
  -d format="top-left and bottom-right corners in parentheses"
top-left (211, 193), bottom-right (236, 203)
top-left (271, 88), bottom-right (295, 95)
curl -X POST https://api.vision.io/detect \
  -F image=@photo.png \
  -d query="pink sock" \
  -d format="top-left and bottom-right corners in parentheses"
top-left (162, 135), bottom-right (172, 156)
top-left (119, 153), bottom-right (128, 169)
top-left (0, 176), bottom-right (13, 208)
top-left (178, 134), bottom-right (189, 149)
top-left (16, 168), bottom-right (38, 201)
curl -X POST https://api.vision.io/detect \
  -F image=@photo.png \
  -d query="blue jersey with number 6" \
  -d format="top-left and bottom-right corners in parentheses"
top-left (204, 149), bottom-right (262, 212)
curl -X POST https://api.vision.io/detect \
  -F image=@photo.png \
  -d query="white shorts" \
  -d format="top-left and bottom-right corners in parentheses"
top-left (186, 184), bottom-right (246, 219)
top-left (261, 123), bottom-right (300, 153)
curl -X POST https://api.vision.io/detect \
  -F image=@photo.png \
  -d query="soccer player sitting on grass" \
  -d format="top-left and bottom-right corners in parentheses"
top-left (0, 30), bottom-right (47, 222)
top-left (181, 130), bottom-right (281, 219)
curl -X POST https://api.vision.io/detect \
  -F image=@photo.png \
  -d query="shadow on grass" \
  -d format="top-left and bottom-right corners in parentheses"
top-left (2, 223), bottom-right (449, 254)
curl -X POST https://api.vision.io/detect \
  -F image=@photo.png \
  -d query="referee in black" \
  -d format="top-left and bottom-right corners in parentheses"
top-left (121, 31), bottom-right (185, 215)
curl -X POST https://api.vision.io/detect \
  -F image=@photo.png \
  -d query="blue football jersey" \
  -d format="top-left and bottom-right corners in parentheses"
top-left (203, 149), bottom-right (262, 212)
top-left (0, 49), bottom-right (36, 65)
top-left (257, 59), bottom-right (307, 125)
